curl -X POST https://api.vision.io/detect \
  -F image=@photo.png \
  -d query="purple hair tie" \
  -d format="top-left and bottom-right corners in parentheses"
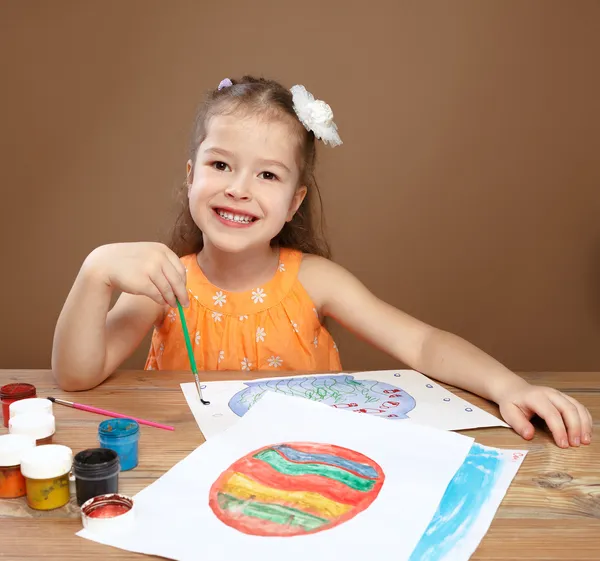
top-left (218, 78), bottom-right (233, 90)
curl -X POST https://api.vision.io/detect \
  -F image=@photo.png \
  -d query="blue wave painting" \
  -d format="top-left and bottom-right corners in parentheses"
top-left (409, 443), bottom-right (505, 561)
top-left (228, 374), bottom-right (416, 419)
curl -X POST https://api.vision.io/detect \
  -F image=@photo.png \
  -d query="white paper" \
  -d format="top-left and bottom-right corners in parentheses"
top-left (78, 392), bottom-right (475, 561)
top-left (409, 444), bottom-right (527, 561)
top-left (181, 369), bottom-right (508, 440)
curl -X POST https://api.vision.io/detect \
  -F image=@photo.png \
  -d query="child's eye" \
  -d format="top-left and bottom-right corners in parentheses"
top-left (259, 171), bottom-right (278, 181)
top-left (212, 161), bottom-right (230, 172)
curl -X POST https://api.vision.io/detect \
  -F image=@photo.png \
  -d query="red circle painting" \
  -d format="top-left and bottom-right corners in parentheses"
top-left (208, 442), bottom-right (385, 537)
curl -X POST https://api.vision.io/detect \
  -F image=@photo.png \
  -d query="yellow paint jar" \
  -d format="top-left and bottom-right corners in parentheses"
top-left (20, 444), bottom-right (73, 510)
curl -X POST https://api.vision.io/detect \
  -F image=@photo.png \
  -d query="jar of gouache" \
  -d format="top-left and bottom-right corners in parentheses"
top-left (0, 434), bottom-right (36, 498)
top-left (9, 397), bottom-right (53, 420)
top-left (98, 419), bottom-right (139, 471)
top-left (9, 412), bottom-right (56, 445)
top-left (73, 448), bottom-right (120, 506)
top-left (20, 444), bottom-right (73, 510)
top-left (0, 383), bottom-right (36, 428)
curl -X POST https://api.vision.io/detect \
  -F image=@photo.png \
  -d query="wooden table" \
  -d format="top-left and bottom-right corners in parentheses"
top-left (0, 370), bottom-right (599, 560)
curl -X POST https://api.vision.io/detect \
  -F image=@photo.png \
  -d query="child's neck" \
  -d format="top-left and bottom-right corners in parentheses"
top-left (196, 242), bottom-right (279, 292)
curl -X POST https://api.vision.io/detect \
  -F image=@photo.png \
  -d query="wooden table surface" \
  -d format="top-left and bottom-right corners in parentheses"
top-left (0, 369), bottom-right (599, 560)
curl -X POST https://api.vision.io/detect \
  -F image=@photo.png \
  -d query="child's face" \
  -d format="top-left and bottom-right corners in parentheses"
top-left (188, 112), bottom-right (307, 254)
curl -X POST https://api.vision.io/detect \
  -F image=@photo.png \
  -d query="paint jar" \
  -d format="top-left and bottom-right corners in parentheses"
top-left (73, 448), bottom-right (120, 506)
top-left (98, 418), bottom-right (139, 471)
top-left (1, 383), bottom-right (36, 428)
top-left (0, 434), bottom-right (36, 498)
top-left (9, 397), bottom-right (53, 420)
top-left (20, 444), bottom-right (73, 510)
top-left (9, 412), bottom-right (56, 445)
top-left (80, 493), bottom-right (135, 536)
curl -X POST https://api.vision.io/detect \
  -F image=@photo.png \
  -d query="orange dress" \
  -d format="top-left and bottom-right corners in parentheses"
top-left (144, 248), bottom-right (342, 372)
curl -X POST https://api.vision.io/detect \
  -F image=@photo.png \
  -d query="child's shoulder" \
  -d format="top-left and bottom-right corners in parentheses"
top-left (298, 253), bottom-right (360, 310)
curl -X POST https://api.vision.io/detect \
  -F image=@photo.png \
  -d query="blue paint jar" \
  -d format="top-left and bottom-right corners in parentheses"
top-left (97, 419), bottom-right (139, 471)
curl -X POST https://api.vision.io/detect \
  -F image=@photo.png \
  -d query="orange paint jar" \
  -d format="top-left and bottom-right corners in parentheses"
top-left (0, 434), bottom-right (36, 498)
top-left (1, 383), bottom-right (36, 428)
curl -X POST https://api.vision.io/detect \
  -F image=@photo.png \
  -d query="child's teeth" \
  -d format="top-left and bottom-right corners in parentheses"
top-left (218, 210), bottom-right (252, 223)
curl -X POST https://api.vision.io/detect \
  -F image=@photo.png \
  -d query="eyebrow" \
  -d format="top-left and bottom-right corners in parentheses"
top-left (203, 146), bottom-right (292, 174)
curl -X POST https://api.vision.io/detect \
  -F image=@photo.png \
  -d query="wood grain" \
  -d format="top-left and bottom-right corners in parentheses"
top-left (1, 369), bottom-right (599, 559)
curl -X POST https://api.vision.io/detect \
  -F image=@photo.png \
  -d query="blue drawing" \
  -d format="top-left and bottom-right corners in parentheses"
top-left (409, 443), bottom-right (505, 561)
top-left (228, 375), bottom-right (416, 419)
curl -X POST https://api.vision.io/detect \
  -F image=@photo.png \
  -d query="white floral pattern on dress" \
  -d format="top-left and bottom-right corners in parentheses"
top-left (313, 336), bottom-right (319, 348)
top-left (195, 331), bottom-right (201, 345)
top-left (333, 341), bottom-right (338, 351)
top-left (239, 315), bottom-right (248, 321)
top-left (167, 310), bottom-right (177, 322)
top-left (256, 327), bottom-right (266, 343)
top-left (212, 311), bottom-right (223, 322)
top-left (241, 358), bottom-right (252, 371)
top-left (278, 263), bottom-right (286, 272)
top-left (218, 350), bottom-right (224, 363)
top-left (159, 342), bottom-right (165, 356)
top-left (251, 288), bottom-right (266, 304)
top-left (268, 356), bottom-right (283, 368)
top-left (213, 290), bottom-right (227, 307)
top-left (290, 320), bottom-right (299, 333)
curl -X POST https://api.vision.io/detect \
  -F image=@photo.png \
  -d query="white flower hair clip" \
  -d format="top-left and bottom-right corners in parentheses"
top-left (290, 85), bottom-right (342, 147)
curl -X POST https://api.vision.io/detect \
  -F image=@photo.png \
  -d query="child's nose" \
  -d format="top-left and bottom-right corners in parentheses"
top-left (224, 178), bottom-right (252, 201)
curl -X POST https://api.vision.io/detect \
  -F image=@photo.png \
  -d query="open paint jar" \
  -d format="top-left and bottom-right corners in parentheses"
top-left (80, 493), bottom-right (135, 535)
top-left (73, 448), bottom-right (120, 506)
top-left (98, 418), bottom-right (139, 471)
top-left (1, 383), bottom-right (36, 428)
top-left (20, 444), bottom-right (73, 510)
top-left (0, 434), bottom-right (36, 498)
top-left (9, 412), bottom-right (56, 445)
top-left (9, 397), bottom-right (53, 420)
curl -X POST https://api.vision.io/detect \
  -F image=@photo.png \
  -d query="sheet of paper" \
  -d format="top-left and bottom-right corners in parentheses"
top-left (409, 443), bottom-right (527, 561)
top-left (78, 391), bottom-right (475, 561)
top-left (181, 369), bottom-right (508, 440)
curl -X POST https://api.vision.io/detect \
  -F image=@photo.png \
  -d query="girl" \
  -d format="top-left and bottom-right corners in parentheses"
top-left (52, 75), bottom-right (592, 449)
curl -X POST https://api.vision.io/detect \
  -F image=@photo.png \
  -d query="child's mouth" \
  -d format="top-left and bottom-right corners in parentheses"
top-left (213, 208), bottom-right (258, 227)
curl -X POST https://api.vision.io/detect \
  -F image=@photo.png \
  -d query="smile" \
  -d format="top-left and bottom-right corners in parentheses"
top-left (213, 208), bottom-right (258, 226)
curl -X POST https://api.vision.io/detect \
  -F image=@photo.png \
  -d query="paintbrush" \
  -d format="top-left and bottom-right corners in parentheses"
top-left (47, 397), bottom-right (175, 431)
top-left (176, 299), bottom-right (210, 405)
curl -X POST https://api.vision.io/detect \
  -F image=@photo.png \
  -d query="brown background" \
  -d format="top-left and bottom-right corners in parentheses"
top-left (1, 1), bottom-right (599, 373)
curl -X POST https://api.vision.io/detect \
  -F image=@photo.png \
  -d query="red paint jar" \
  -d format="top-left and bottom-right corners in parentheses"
top-left (0, 384), bottom-right (36, 428)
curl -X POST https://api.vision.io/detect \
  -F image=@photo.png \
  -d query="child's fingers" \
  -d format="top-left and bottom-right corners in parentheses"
top-left (161, 261), bottom-right (188, 307)
top-left (164, 250), bottom-right (188, 292)
top-left (500, 402), bottom-right (535, 440)
top-left (149, 270), bottom-right (178, 308)
top-left (547, 392), bottom-right (582, 446)
top-left (563, 394), bottom-right (593, 445)
top-left (143, 281), bottom-right (168, 306)
top-left (527, 398), bottom-right (570, 448)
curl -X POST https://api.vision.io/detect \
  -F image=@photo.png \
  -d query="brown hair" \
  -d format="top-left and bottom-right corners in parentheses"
top-left (168, 75), bottom-right (330, 258)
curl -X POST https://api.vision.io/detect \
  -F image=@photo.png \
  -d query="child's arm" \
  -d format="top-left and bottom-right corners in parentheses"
top-left (300, 256), bottom-right (592, 448)
top-left (52, 243), bottom-right (188, 391)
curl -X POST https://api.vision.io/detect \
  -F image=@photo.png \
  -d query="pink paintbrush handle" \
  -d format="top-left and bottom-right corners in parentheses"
top-left (73, 403), bottom-right (175, 431)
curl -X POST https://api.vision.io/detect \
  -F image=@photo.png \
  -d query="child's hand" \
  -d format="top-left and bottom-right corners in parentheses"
top-left (84, 242), bottom-right (189, 308)
top-left (498, 383), bottom-right (593, 448)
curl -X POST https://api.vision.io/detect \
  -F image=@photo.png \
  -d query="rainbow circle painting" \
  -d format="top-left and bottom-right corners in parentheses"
top-left (208, 442), bottom-right (385, 537)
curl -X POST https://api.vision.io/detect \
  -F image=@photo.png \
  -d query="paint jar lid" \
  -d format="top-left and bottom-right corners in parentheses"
top-left (98, 418), bottom-right (139, 439)
top-left (73, 448), bottom-right (120, 479)
top-left (0, 383), bottom-right (36, 400)
top-left (0, 434), bottom-right (36, 467)
top-left (80, 493), bottom-right (135, 536)
top-left (20, 444), bottom-right (72, 480)
top-left (9, 397), bottom-right (53, 419)
top-left (9, 412), bottom-right (56, 440)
